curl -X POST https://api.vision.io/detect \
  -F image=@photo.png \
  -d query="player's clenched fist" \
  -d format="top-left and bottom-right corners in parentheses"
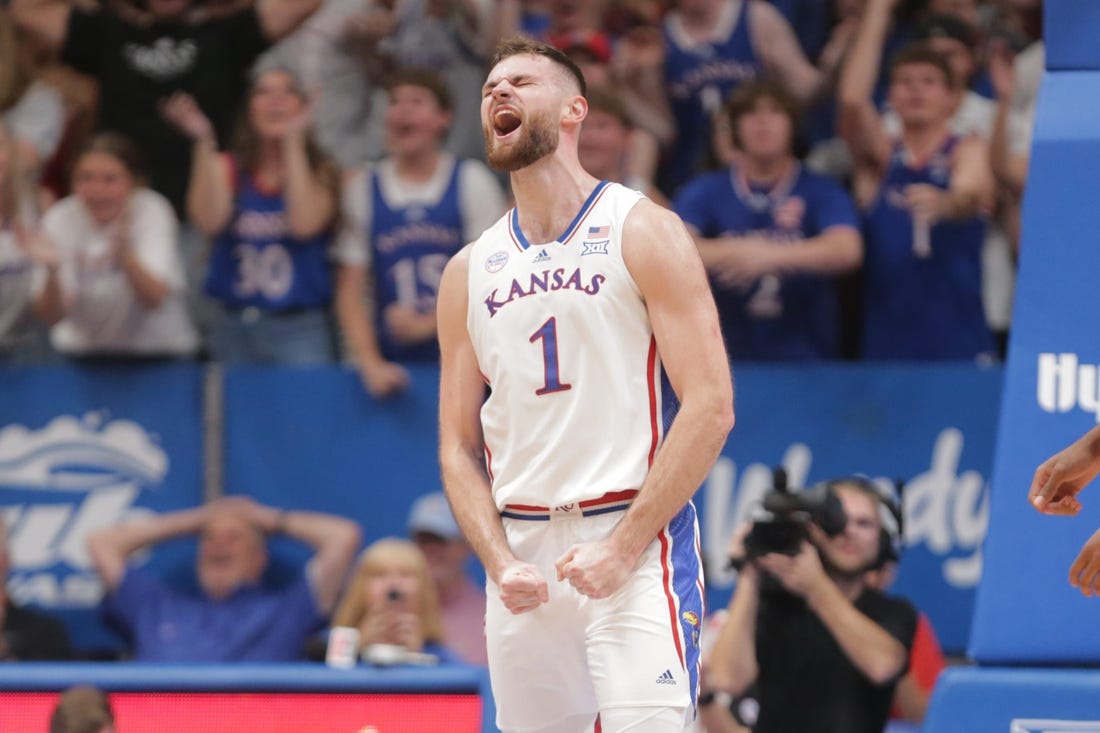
top-left (498, 561), bottom-right (549, 614)
top-left (555, 539), bottom-right (635, 600)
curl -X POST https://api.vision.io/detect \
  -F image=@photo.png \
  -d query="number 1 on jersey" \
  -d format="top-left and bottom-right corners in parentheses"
top-left (530, 317), bottom-right (572, 395)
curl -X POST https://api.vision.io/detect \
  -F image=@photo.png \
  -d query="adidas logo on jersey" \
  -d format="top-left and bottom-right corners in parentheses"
top-left (532, 248), bottom-right (551, 263)
top-left (655, 670), bottom-right (676, 685)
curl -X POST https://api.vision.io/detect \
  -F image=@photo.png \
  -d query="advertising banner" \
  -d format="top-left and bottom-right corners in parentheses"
top-left (0, 364), bottom-right (204, 652)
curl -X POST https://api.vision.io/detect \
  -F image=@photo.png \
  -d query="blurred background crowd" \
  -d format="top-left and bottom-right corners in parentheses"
top-left (0, 0), bottom-right (1044, 388)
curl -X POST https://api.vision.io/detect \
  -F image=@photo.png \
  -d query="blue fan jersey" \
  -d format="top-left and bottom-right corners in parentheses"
top-left (369, 160), bottom-right (465, 362)
top-left (205, 168), bottom-right (333, 311)
top-left (675, 164), bottom-right (858, 361)
top-left (861, 137), bottom-right (994, 360)
top-left (663, 2), bottom-right (760, 193)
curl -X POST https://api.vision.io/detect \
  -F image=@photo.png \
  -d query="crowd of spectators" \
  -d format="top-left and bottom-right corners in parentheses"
top-left (0, 0), bottom-right (1043, 372)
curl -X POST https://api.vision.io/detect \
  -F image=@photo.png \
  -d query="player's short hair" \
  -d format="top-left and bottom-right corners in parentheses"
top-left (724, 78), bottom-right (802, 152)
top-left (889, 42), bottom-right (957, 90)
top-left (585, 86), bottom-right (631, 128)
top-left (386, 67), bottom-right (454, 113)
top-left (490, 36), bottom-right (588, 98)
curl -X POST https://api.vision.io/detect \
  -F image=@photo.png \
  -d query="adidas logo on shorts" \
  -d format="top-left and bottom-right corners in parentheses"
top-left (655, 670), bottom-right (676, 685)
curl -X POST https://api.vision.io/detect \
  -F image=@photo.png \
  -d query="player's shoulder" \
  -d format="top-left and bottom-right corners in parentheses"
top-left (623, 195), bottom-right (684, 231)
top-left (622, 197), bottom-right (694, 261)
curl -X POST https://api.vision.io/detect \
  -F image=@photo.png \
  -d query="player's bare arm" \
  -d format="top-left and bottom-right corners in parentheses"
top-left (437, 246), bottom-right (549, 614)
top-left (557, 199), bottom-right (735, 599)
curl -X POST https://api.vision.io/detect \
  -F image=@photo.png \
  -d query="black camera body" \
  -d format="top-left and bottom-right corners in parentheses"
top-left (743, 469), bottom-right (848, 559)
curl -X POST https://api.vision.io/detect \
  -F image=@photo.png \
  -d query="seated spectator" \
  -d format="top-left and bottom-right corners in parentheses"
top-left (50, 686), bottom-right (114, 733)
top-left (0, 7), bottom-right (64, 177)
top-left (0, 120), bottom-right (58, 364)
top-left (407, 492), bottom-right (487, 665)
top-left (840, 0), bottom-right (995, 361)
top-left (334, 68), bottom-right (506, 397)
top-left (0, 518), bottom-right (73, 661)
top-left (674, 79), bottom-right (861, 362)
top-left (86, 495), bottom-right (361, 662)
top-left (164, 68), bottom-right (341, 364)
top-left (331, 537), bottom-right (460, 665)
top-left (33, 133), bottom-right (199, 359)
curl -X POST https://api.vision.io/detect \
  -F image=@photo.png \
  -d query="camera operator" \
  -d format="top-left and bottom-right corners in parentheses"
top-left (701, 478), bottom-right (917, 733)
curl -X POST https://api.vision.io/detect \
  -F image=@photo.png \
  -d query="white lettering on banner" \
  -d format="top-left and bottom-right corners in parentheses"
top-left (0, 414), bottom-right (164, 607)
top-left (1010, 720), bottom-right (1100, 733)
top-left (1037, 353), bottom-right (1100, 421)
top-left (703, 428), bottom-right (989, 589)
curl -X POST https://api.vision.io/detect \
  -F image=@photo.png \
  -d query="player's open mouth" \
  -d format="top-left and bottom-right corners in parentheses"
top-left (493, 108), bottom-right (522, 138)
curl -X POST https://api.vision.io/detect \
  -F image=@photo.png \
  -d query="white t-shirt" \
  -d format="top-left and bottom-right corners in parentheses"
top-left (334, 153), bottom-right (507, 267)
top-left (36, 189), bottom-right (199, 356)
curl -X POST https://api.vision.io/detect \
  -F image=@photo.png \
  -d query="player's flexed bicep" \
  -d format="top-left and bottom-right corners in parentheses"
top-left (437, 248), bottom-right (549, 613)
top-left (624, 200), bottom-right (732, 427)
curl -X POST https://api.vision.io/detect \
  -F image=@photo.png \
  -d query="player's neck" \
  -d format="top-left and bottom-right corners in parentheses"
top-left (393, 147), bottom-right (443, 183)
top-left (509, 152), bottom-right (601, 245)
top-left (740, 154), bottom-right (794, 186)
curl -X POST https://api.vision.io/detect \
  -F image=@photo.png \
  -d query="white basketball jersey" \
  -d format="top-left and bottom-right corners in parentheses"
top-left (466, 181), bottom-right (677, 510)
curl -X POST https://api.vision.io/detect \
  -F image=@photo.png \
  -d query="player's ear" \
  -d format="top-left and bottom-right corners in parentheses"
top-left (564, 94), bottom-right (588, 128)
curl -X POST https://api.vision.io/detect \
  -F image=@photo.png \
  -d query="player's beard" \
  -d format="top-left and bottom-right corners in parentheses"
top-left (484, 108), bottom-right (559, 172)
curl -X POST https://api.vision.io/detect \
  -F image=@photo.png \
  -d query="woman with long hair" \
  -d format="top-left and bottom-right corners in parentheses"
top-left (330, 538), bottom-right (458, 664)
top-left (34, 133), bottom-right (198, 358)
top-left (164, 66), bottom-right (340, 363)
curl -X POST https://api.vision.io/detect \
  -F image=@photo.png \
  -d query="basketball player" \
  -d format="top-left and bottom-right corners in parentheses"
top-left (436, 37), bottom-right (735, 733)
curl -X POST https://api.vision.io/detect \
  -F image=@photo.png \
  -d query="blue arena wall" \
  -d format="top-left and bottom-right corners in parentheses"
top-left (968, 10), bottom-right (1100, 665)
top-left (1, 362), bottom-right (1001, 656)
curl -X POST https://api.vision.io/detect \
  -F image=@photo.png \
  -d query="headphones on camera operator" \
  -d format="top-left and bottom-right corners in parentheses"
top-left (822, 475), bottom-right (905, 571)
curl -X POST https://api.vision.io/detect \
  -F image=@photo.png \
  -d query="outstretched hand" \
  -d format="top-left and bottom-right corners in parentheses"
top-left (1028, 430), bottom-right (1100, 515)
